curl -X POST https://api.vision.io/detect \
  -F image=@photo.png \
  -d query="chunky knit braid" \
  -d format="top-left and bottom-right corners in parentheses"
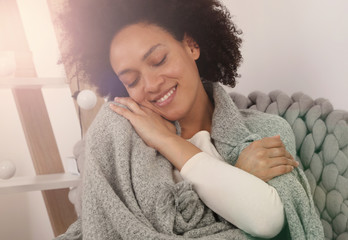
top-left (230, 90), bottom-right (348, 240)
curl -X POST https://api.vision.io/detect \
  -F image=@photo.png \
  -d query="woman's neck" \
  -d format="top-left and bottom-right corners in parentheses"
top-left (179, 84), bottom-right (214, 139)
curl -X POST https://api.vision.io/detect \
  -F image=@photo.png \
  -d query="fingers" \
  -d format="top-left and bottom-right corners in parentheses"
top-left (257, 136), bottom-right (294, 160)
top-left (268, 157), bottom-right (299, 168)
top-left (259, 135), bottom-right (284, 149)
top-left (139, 105), bottom-right (158, 116)
top-left (114, 97), bottom-right (142, 113)
top-left (108, 98), bottom-right (138, 121)
top-left (109, 97), bottom-right (146, 120)
top-left (265, 164), bottom-right (295, 182)
top-left (284, 150), bottom-right (294, 160)
top-left (239, 136), bottom-right (298, 182)
top-left (268, 147), bottom-right (293, 160)
top-left (109, 102), bottom-right (134, 120)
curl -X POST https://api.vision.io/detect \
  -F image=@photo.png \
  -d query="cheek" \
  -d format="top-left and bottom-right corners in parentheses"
top-left (171, 60), bottom-right (184, 74)
top-left (169, 53), bottom-right (198, 81)
top-left (127, 89), bottom-right (144, 104)
top-left (163, 56), bottom-right (186, 77)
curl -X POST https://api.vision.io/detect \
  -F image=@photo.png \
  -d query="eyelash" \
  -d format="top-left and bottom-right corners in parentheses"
top-left (153, 55), bottom-right (167, 67)
top-left (128, 76), bottom-right (139, 88)
top-left (127, 55), bottom-right (167, 88)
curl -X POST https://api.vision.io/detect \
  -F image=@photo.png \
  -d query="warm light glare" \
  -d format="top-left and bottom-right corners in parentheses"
top-left (16, 0), bottom-right (66, 78)
top-left (0, 51), bottom-right (16, 77)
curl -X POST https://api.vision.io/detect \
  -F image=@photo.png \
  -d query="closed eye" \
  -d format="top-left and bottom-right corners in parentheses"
top-left (128, 76), bottom-right (140, 88)
top-left (153, 55), bottom-right (167, 67)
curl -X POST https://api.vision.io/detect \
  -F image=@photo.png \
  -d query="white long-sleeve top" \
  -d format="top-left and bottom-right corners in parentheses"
top-left (173, 130), bottom-right (285, 238)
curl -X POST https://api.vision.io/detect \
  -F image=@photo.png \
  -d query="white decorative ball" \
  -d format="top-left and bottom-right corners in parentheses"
top-left (76, 90), bottom-right (97, 110)
top-left (0, 160), bottom-right (16, 180)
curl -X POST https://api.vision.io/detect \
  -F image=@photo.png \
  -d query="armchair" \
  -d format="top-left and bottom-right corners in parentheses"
top-left (230, 90), bottom-right (348, 240)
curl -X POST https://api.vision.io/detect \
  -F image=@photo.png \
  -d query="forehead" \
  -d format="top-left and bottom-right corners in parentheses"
top-left (112, 22), bottom-right (176, 43)
top-left (110, 23), bottom-right (179, 64)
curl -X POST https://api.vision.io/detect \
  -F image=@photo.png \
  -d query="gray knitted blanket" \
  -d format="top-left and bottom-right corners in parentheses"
top-left (56, 83), bottom-right (324, 239)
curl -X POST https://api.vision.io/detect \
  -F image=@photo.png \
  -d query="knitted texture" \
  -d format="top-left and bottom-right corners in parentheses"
top-left (230, 90), bottom-right (348, 240)
top-left (59, 84), bottom-right (324, 239)
top-left (68, 140), bottom-right (85, 217)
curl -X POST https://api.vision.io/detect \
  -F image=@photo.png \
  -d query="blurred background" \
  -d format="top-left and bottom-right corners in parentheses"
top-left (0, 0), bottom-right (347, 239)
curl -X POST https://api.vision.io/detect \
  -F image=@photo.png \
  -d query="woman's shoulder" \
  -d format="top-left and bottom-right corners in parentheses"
top-left (85, 102), bottom-right (133, 141)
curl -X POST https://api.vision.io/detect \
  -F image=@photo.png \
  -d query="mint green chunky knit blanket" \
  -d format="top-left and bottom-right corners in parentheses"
top-left (56, 83), bottom-right (324, 239)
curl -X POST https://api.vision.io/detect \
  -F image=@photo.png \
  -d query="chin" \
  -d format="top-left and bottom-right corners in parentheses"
top-left (161, 110), bottom-right (185, 122)
top-left (161, 114), bottom-right (177, 122)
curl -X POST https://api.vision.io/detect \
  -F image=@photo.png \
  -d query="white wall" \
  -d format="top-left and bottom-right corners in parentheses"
top-left (223, 0), bottom-right (348, 110)
top-left (16, 0), bottom-right (66, 77)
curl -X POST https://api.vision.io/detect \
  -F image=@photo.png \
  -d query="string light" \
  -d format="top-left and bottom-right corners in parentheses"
top-left (76, 89), bottom-right (97, 110)
top-left (0, 160), bottom-right (16, 180)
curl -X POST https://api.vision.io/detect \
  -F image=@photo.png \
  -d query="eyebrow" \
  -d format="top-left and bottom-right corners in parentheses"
top-left (117, 43), bottom-right (163, 77)
top-left (142, 43), bottom-right (162, 61)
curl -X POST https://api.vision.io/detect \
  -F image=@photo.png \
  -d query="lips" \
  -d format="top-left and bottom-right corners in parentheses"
top-left (153, 85), bottom-right (177, 107)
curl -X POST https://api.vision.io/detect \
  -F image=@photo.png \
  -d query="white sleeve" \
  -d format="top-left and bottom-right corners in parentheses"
top-left (180, 152), bottom-right (284, 238)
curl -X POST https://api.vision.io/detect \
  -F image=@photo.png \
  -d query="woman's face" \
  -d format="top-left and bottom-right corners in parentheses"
top-left (109, 23), bottom-right (203, 121)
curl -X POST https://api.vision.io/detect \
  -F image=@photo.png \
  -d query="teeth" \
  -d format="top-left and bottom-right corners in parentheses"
top-left (157, 87), bottom-right (176, 103)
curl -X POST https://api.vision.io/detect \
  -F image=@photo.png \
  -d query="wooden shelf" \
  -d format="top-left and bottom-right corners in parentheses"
top-left (0, 77), bottom-right (67, 88)
top-left (0, 173), bottom-right (81, 194)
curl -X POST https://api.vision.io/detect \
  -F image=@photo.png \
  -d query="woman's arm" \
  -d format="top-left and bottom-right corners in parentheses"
top-left (180, 152), bottom-right (284, 238)
top-left (109, 98), bottom-right (302, 237)
top-left (109, 98), bottom-right (298, 173)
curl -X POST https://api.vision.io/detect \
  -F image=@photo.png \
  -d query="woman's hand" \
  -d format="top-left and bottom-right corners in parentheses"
top-left (109, 97), bottom-right (201, 170)
top-left (235, 136), bottom-right (299, 182)
top-left (109, 97), bottom-right (176, 150)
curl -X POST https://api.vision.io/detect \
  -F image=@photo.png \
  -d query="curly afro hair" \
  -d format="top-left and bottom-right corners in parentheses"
top-left (59, 0), bottom-right (243, 99)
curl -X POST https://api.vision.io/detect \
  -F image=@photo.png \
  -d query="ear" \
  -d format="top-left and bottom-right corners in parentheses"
top-left (183, 34), bottom-right (200, 60)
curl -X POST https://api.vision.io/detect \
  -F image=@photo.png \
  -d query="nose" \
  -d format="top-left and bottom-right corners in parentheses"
top-left (143, 72), bottom-right (164, 93)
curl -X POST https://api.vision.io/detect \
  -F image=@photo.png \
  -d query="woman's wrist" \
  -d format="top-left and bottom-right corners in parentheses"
top-left (156, 134), bottom-right (201, 170)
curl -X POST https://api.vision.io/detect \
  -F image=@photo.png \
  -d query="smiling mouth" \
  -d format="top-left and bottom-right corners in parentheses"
top-left (153, 85), bottom-right (177, 106)
top-left (156, 86), bottom-right (176, 103)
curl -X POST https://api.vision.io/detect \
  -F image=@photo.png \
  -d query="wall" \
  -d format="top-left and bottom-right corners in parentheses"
top-left (223, 0), bottom-right (348, 110)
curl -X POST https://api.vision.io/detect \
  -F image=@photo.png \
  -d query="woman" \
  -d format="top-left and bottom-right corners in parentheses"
top-left (58, 0), bottom-right (324, 239)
